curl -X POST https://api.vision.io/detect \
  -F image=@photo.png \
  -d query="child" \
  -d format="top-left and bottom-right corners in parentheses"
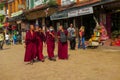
top-left (13, 34), bottom-right (17, 45)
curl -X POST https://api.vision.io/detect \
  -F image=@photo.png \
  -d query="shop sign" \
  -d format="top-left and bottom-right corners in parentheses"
top-left (0, 10), bottom-right (5, 15)
top-left (68, 10), bottom-right (78, 18)
top-left (11, 10), bottom-right (23, 17)
top-left (61, 0), bottom-right (76, 6)
top-left (50, 11), bottom-right (68, 20)
top-left (78, 7), bottom-right (93, 16)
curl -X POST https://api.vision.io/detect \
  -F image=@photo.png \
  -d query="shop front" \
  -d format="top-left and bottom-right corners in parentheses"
top-left (95, 0), bottom-right (120, 38)
top-left (51, 6), bottom-right (96, 39)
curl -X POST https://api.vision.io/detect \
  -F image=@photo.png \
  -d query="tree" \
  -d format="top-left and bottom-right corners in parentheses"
top-left (0, 3), bottom-right (4, 10)
top-left (47, 0), bottom-right (57, 6)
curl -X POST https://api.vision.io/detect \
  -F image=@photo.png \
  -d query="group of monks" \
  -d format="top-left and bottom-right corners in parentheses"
top-left (24, 24), bottom-right (68, 64)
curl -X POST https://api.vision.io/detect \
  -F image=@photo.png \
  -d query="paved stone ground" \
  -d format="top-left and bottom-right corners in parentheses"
top-left (0, 44), bottom-right (120, 80)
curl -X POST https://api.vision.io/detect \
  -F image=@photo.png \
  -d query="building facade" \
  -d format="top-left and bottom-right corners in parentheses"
top-left (25, 0), bottom-right (60, 27)
top-left (0, 0), bottom-right (7, 23)
top-left (8, 0), bottom-right (26, 17)
top-left (50, 0), bottom-right (120, 39)
top-left (1, 0), bottom-right (119, 39)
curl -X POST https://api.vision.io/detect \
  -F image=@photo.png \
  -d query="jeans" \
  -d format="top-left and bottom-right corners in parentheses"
top-left (81, 37), bottom-right (86, 49)
top-left (13, 39), bottom-right (17, 44)
top-left (0, 40), bottom-right (4, 49)
top-left (78, 37), bottom-right (86, 49)
top-left (6, 40), bottom-right (9, 45)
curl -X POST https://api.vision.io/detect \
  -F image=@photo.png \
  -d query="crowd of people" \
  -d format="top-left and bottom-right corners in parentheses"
top-left (24, 22), bottom-right (91, 64)
top-left (1, 22), bottom-right (120, 64)
top-left (0, 30), bottom-right (22, 50)
top-left (24, 24), bottom-right (69, 64)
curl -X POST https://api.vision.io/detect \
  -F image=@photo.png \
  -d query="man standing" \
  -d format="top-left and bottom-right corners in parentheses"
top-left (0, 29), bottom-right (5, 50)
top-left (5, 33), bottom-right (10, 45)
top-left (67, 24), bottom-right (76, 50)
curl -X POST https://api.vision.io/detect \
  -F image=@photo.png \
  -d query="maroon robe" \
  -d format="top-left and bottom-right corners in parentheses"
top-left (46, 31), bottom-right (55, 58)
top-left (36, 31), bottom-right (45, 60)
top-left (57, 30), bottom-right (68, 59)
top-left (24, 31), bottom-right (37, 62)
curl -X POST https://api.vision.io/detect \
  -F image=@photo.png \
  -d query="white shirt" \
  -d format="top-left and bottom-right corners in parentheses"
top-left (67, 27), bottom-right (75, 32)
top-left (5, 34), bottom-right (9, 40)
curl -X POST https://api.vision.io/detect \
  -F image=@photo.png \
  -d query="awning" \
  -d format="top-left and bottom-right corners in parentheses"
top-left (50, 0), bottom-right (117, 20)
top-left (25, 7), bottom-right (58, 20)
top-left (11, 10), bottom-right (23, 17)
top-left (8, 14), bottom-right (26, 22)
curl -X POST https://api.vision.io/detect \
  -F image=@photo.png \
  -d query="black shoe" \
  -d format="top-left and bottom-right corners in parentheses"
top-left (49, 58), bottom-right (56, 61)
top-left (41, 59), bottom-right (45, 62)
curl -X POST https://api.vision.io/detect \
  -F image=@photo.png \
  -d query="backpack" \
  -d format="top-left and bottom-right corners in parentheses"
top-left (60, 31), bottom-right (67, 43)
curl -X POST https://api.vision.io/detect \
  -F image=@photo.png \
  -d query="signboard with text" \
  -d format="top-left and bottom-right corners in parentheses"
top-left (78, 7), bottom-right (93, 16)
top-left (68, 7), bottom-right (93, 18)
top-left (61, 0), bottom-right (76, 6)
top-left (68, 10), bottom-right (78, 17)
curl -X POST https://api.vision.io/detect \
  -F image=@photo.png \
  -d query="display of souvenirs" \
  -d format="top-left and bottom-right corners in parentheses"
top-left (100, 23), bottom-right (109, 41)
top-left (111, 35), bottom-right (120, 46)
top-left (88, 27), bottom-right (100, 47)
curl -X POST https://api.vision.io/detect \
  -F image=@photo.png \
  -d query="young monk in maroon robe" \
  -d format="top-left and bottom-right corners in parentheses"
top-left (35, 26), bottom-right (46, 62)
top-left (46, 26), bottom-right (56, 61)
top-left (24, 24), bottom-right (37, 64)
top-left (57, 25), bottom-right (68, 59)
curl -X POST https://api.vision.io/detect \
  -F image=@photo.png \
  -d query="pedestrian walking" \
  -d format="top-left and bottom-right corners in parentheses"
top-left (5, 33), bottom-right (10, 45)
top-left (13, 34), bottom-right (17, 45)
top-left (0, 30), bottom-right (5, 50)
top-left (67, 24), bottom-right (76, 50)
top-left (35, 26), bottom-right (45, 62)
top-left (57, 25), bottom-right (68, 60)
top-left (46, 26), bottom-right (56, 61)
top-left (24, 24), bottom-right (37, 64)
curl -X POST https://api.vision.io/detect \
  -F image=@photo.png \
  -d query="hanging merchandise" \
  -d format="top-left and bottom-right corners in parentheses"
top-left (4, 22), bottom-right (9, 27)
top-left (12, 25), bottom-right (17, 30)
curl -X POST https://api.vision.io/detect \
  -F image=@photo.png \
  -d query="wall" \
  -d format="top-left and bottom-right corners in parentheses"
top-left (8, 0), bottom-right (26, 17)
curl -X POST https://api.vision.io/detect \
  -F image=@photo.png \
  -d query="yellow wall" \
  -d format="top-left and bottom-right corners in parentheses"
top-left (8, 0), bottom-right (26, 17)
